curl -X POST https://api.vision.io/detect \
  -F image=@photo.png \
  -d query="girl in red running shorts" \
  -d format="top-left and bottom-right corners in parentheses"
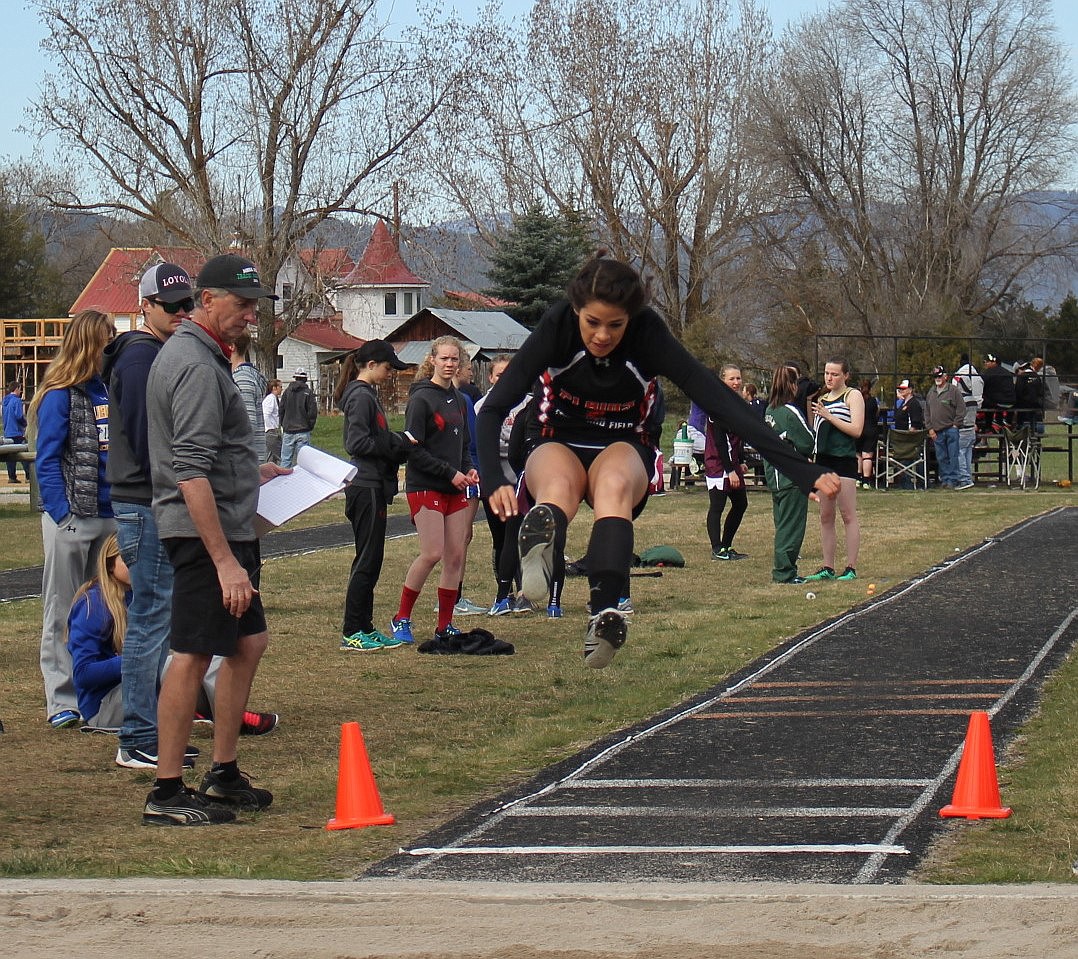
top-left (390, 336), bottom-right (480, 645)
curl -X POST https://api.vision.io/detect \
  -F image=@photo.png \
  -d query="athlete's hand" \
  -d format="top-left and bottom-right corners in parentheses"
top-left (450, 470), bottom-right (470, 491)
top-left (487, 484), bottom-right (518, 518)
top-left (809, 472), bottom-right (842, 502)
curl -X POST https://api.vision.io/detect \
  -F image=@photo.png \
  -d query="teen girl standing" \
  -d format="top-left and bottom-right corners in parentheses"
top-left (805, 358), bottom-right (864, 582)
top-left (390, 336), bottom-right (480, 645)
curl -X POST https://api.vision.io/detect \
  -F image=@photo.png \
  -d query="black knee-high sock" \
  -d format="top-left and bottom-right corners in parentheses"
top-left (547, 505), bottom-right (567, 606)
top-left (496, 513), bottom-right (523, 599)
top-left (586, 517), bottom-right (633, 614)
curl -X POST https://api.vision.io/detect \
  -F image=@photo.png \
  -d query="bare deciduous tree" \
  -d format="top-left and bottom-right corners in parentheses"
top-left (419, 0), bottom-right (772, 339)
top-left (753, 0), bottom-right (1078, 358)
top-left (30, 0), bottom-right (485, 370)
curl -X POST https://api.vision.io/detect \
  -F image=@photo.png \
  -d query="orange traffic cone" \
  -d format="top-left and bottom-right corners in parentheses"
top-left (940, 711), bottom-right (1012, 820)
top-left (326, 721), bottom-right (395, 830)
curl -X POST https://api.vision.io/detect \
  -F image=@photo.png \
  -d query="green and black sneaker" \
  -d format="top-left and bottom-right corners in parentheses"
top-left (804, 566), bottom-right (836, 582)
top-left (836, 566), bottom-right (858, 581)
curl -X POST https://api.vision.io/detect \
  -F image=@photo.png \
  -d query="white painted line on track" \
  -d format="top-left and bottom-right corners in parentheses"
top-left (565, 778), bottom-right (934, 789)
top-left (507, 805), bottom-right (912, 818)
top-left (406, 843), bottom-right (910, 857)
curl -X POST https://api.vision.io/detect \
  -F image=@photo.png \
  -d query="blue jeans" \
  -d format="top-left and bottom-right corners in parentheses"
top-left (956, 427), bottom-right (976, 486)
top-left (933, 427), bottom-right (960, 486)
top-left (114, 502), bottom-right (173, 750)
top-left (281, 430), bottom-right (311, 468)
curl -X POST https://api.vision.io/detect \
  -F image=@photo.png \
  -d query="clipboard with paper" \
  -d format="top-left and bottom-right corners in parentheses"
top-left (255, 445), bottom-right (356, 536)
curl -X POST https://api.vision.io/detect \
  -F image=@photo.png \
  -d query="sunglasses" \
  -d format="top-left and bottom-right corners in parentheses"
top-left (149, 297), bottom-right (195, 314)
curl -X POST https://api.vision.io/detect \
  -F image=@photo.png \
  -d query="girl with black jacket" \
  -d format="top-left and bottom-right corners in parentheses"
top-left (335, 341), bottom-right (412, 652)
top-left (389, 336), bottom-right (480, 646)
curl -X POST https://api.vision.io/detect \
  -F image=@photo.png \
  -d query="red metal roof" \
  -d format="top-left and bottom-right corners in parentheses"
top-left (286, 318), bottom-right (365, 351)
top-left (70, 247), bottom-right (204, 315)
top-left (297, 247), bottom-right (356, 279)
top-left (341, 220), bottom-right (427, 287)
top-left (444, 289), bottom-right (516, 308)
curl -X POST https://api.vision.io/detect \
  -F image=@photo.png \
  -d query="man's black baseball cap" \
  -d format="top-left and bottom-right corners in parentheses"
top-left (196, 254), bottom-right (279, 299)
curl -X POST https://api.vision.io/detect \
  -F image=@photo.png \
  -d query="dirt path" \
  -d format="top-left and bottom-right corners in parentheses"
top-left (4, 878), bottom-right (1078, 958)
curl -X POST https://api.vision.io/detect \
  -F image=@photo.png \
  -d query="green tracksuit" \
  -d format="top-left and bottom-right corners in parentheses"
top-left (765, 403), bottom-right (815, 583)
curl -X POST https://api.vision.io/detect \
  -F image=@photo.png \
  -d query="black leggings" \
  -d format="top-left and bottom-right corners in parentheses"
top-left (707, 485), bottom-right (748, 551)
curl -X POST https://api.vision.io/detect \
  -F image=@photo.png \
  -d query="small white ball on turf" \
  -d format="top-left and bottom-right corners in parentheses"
top-left (805, 591), bottom-right (816, 600)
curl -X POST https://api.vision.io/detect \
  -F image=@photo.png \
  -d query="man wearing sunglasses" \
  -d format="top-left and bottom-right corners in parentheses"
top-left (102, 262), bottom-right (196, 768)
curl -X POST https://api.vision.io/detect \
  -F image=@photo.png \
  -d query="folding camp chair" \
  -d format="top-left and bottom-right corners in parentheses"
top-left (1003, 426), bottom-right (1041, 490)
top-left (881, 428), bottom-right (928, 490)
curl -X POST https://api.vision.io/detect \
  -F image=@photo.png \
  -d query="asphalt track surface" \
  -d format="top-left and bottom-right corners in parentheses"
top-left (0, 517), bottom-right (399, 603)
top-left (368, 505), bottom-right (1078, 885)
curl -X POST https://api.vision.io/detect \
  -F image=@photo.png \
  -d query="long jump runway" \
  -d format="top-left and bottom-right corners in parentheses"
top-left (369, 506), bottom-right (1078, 884)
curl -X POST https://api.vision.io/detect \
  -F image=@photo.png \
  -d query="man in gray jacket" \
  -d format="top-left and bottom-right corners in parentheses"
top-left (925, 364), bottom-right (966, 490)
top-left (142, 254), bottom-right (286, 826)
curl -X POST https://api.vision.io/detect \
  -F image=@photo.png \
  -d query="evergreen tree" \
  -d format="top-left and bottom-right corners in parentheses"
top-left (485, 207), bottom-right (592, 328)
top-left (0, 202), bottom-right (58, 318)
top-left (1044, 294), bottom-right (1078, 379)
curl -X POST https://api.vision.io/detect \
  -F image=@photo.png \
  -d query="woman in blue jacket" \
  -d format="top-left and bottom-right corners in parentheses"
top-left (29, 308), bottom-right (116, 728)
top-left (67, 534), bottom-right (129, 729)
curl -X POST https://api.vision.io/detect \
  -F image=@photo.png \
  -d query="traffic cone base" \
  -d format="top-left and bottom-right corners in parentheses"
top-left (327, 721), bottom-right (396, 830)
top-left (940, 711), bottom-right (1012, 820)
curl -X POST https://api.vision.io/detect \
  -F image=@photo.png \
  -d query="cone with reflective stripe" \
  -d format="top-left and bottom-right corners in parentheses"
top-left (327, 721), bottom-right (395, 829)
top-left (940, 711), bottom-right (1012, 820)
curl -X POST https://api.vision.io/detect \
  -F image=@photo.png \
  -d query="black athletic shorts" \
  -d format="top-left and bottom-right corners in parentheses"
top-left (815, 453), bottom-right (859, 480)
top-left (163, 537), bottom-right (267, 656)
top-left (531, 436), bottom-right (658, 519)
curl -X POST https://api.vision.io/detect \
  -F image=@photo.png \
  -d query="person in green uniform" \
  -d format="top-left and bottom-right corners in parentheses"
top-left (764, 366), bottom-right (816, 584)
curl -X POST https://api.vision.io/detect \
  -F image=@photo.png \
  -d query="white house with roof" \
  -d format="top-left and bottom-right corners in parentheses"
top-left (332, 220), bottom-right (429, 339)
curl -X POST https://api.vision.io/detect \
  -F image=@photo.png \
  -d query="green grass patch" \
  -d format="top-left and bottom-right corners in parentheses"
top-left (0, 485), bottom-right (1075, 881)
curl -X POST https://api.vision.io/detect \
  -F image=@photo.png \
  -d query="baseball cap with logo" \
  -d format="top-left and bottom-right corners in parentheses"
top-left (897, 379), bottom-right (913, 390)
top-left (931, 365), bottom-right (947, 377)
top-left (139, 262), bottom-right (193, 303)
top-left (985, 353), bottom-right (998, 363)
top-left (196, 254), bottom-right (279, 299)
top-left (293, 367), bottom-right (308, 379)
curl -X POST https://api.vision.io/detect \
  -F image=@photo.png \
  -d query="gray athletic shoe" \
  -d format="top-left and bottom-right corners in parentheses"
top-left (584, 608), bottom-right (628, 669)
top-left (518, 504), bottom-right (557, 605)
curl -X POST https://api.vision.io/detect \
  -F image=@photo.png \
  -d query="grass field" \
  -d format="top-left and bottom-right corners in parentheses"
top-left (1, 475), bottom-right (1075, 882)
